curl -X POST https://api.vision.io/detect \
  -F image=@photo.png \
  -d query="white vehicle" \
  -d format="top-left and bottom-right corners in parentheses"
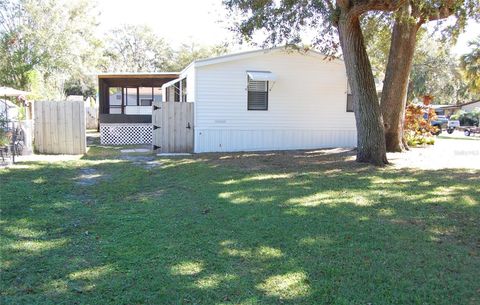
top-left (446, 120), bottom-right (460, 134)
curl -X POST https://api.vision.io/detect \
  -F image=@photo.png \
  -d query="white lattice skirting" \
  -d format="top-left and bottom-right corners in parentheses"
top-left (100, 123), bottom-right (153, 145)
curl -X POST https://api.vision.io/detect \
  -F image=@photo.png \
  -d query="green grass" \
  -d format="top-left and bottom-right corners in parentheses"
top-left (1, 146), bottom-right (479, 305)
top-left (438, 134), bottom-right (480, 141)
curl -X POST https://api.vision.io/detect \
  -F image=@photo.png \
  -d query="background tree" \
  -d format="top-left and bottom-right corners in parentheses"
top-left (169, 42), bottom-right (229, 71)
top-left (365, 28), bottom-right (472, 104)
top-left (409, 37), bottom-right (470, 104)
top-left (102, 24), bottom-right (174, 73)
top-left (0, 0), bottom-right (101, 99)
top-left (460, 36), bottom-right (480, 97)
top-left (378, 0), bottom-right (479, 152)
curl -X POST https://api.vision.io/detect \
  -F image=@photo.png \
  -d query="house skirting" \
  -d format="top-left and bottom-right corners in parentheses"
top-left (100, 123), bottom-right (152, 145)
top-left (194, 129), bottom-right (357, 153)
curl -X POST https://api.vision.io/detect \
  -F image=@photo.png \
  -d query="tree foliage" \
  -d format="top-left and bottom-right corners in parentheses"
top-left (169, 42), bottom-right (229, 71)
top-left (409, 37), bottom-right (470, 104)
top-left (0, 0), bottom-right (230, 99)
top-left (364, 19), bottom-right (473, 105)
top-left (0, 0), bottom-right (101, 99)
top-left (404, 103), bottom-right (437, 146)
top-left (460, 36), bottom-right (480, 97)
top-left (102, 24), bottom-right (174, 73)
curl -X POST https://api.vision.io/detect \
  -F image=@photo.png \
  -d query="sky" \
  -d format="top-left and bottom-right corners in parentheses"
top-left (96, 0), bottom-right (479, 55)
top-left (97, 0), bottom-right (236, 48)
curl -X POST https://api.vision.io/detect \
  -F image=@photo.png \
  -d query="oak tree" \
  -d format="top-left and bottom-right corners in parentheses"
top-left (380, 0), bottom-right (479, 152)
top-left (224, 0), bottom-right (408, 165)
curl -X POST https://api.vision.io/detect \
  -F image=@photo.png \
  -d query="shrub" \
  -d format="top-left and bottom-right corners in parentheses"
top-left (0, 129), bottom-right (10, 147)
top-left (404, 103), bottom-right (438, 146)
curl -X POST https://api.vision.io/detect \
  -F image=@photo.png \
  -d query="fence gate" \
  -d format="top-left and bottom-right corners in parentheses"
top-left (34, 100), bottom-right (86, 154)
top-left (152, 101), bottom-right (194, 153)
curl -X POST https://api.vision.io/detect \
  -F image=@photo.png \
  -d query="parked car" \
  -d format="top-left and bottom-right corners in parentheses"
top-left (446, 120), bottom-right (460, 134)
top-left (431, 115), bottom-right (449, 135)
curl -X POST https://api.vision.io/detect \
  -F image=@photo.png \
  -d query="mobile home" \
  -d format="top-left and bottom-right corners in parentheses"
top-left (98, 48), bottom-right (356, 152)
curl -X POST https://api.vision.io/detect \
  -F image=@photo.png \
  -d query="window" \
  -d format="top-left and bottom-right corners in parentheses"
top-left (247, 77), bottom-right (268, 110)
top-left (346, 94), bottom-right (354, 112)
top-left (174, 82), bottom-right (180, 102)
top-left (346, 83), bottom-right (354, 112)
top-left (181, 78), bottom-right (187, 102)
top-left (166, 83), bottom-right (178, 102)
top-left (165, 85), bottom-right (178, 102)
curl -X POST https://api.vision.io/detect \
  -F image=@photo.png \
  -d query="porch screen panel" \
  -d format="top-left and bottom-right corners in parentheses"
top-left (139, 87), bottom-right (153, 106)
top-left (125, 88), bottom-right (138, 106)
top-left (153, 87), bottom-right (162, 102)
top-left (109, 87), bottom-right (122, 114)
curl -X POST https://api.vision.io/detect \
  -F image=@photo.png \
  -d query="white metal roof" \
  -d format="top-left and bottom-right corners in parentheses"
top-left (178, 46), bottom-right (342, 74)
top-left (192, 47), bottom-right (341, 69)
top-left (161, 77), bottom-right (182, 89)
top-left (97, 72), bottom-right (180, 75)
top-left (247, 71), bottom-right (277, 81)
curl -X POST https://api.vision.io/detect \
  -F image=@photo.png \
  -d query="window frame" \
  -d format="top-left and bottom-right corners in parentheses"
top-left (247, 76), bottom-right (269, 111)
top-left (181, 78), bottom-right (187, 102)
top-left (346, 94), bottom-right (354, 112)
top-left (346, 82), bottom-right (354, 112)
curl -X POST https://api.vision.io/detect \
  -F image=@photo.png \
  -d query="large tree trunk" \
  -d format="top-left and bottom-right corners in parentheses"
top-left (338, 14), bottom-right (388, 166)
top-left (380, 6), bottom-right (420, 152)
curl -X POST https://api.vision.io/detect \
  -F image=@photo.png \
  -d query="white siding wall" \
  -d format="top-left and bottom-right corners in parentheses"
top-left (194, 51), bottom-right (356, 153)
top-left (185, 66), bottom-right (195, 103)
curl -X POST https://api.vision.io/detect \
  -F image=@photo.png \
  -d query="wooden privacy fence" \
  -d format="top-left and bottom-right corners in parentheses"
top-left (34, 100), bottom-right (86, 154)
top-left (152, 101), bottom-right (194, 153)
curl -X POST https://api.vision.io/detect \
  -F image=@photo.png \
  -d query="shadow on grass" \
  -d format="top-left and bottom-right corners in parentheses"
top-left (1, 147), bottom-right (479, 304)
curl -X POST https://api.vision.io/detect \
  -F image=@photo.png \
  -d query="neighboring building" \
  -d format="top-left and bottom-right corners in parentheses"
top-left (98, 48), bottom-right (356, 153)
top-left (432, 100), bottom-right (480, 117)
top-left (0, 99), bottom-right (20, 121)
top-left (431, 104), bottom-right (460, 117)
top-left (461, 100), bottom-right (480, 112)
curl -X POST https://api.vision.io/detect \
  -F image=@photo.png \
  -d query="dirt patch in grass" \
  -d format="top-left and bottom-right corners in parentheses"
top-left (196, 148), bottom-right (361, 172)
top-left (120, 154), bottom-right (162, 169)
top-left (75, 168), bottom-right (101, 186)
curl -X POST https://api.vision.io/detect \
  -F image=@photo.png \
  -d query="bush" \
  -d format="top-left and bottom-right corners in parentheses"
top-left (0, 129), bottom-right (10, 147)
top-left (404, 103), bottom-right (438, 146)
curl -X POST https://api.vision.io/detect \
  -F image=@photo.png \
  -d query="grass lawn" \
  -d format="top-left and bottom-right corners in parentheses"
top-left (1, 145), bottom-right (479, 304)
top-left (438, 134), bottom-right (480, 141)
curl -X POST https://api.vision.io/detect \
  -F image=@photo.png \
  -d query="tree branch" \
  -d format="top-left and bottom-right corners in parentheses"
top-left (343, 0), bottom-right (408, 18)
top-left (420, 0), bottom-right (457, 22)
